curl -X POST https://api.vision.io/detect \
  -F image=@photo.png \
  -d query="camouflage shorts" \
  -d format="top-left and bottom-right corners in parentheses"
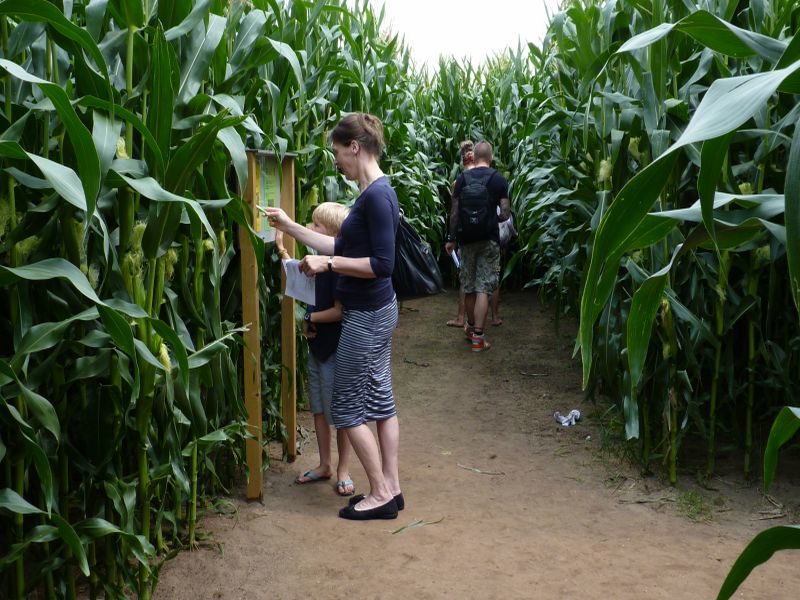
top-left (460, 240), bottom-right (500, 295)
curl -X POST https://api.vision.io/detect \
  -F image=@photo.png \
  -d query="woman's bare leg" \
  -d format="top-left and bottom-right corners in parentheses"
top-left (376, 416), bottom-right (400, 495)
top-left (344, 424), bottom-right (393, 509)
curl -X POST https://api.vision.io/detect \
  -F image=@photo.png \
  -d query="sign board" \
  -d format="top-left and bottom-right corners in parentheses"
top-left (251, 156), bottom-right (281, 242)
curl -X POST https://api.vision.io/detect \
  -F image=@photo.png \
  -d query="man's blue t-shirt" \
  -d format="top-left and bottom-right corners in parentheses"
top-left (333, 176), bottom-right (399, 310)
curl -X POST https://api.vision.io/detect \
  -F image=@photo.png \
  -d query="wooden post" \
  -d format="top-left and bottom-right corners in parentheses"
top-left (241, 150), bottom-right (297, 500)
top-left (241, 151), bottom-right (262, 501)
top-left (280, 157), bottom-right (297, 461)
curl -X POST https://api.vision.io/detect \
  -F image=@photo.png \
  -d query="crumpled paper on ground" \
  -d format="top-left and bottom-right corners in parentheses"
top-left (553, 409), bottom-right (581, 427)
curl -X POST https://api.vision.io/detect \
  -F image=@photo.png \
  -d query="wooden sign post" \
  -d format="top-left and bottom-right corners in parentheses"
top-left (241, 150), bottom-right (297, 501)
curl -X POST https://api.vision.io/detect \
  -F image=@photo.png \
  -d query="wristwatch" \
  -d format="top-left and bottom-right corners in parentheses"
top-left (303, 312), bottom-right (313, 324)
top-left (327, 256), bottom-right (334, 272)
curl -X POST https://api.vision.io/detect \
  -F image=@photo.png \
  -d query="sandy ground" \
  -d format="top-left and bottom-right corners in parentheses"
top-left (156, 290), bottom-right (800, 599)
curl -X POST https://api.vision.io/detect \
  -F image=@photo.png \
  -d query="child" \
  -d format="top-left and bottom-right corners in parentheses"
top-left (276, 202), bottom-right (354, 496)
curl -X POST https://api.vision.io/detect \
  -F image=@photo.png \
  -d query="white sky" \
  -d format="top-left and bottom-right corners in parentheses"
top-left (367, 0), bottom-right (561, 68)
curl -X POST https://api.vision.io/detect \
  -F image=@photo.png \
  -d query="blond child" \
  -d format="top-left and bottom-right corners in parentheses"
top-left (277, 202), bottom-right (354, 496)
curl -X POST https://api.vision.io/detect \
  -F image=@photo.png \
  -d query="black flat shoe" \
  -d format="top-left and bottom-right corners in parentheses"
top-left (339, 497), bottom-right (398, 520)
top-left (349, 492), bottom-right (404, 511)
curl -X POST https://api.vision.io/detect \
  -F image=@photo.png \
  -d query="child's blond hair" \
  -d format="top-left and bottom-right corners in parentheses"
top-left (312, 202), bottom-right (349, 235)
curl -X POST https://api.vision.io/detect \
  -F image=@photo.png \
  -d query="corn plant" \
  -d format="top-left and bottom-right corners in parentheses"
top-left (0, 0), bottom-right (460, 596)
top-left (506, 0), bottom-right (800, 483)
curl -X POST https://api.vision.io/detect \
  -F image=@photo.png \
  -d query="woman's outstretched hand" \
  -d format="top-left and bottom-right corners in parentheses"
top-left (262, 207), bottom-right (292, 231)
top-left (299, 254), bottom-right (330, 277)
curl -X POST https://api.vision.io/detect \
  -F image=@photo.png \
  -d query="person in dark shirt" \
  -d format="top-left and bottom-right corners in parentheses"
top-left (265, 113), bottom-right (403, 521)
top-left (445, 141), bottom-right (511, 352)
top-left (278, 203), bottom-right (355, 497)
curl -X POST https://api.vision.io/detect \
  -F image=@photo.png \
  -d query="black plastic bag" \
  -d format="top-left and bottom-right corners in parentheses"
top-left (392, 216), bottom-right (443, 301)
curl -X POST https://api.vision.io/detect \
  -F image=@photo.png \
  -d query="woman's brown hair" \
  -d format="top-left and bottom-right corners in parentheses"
top-left (330, 113), bottom-right (385, 157)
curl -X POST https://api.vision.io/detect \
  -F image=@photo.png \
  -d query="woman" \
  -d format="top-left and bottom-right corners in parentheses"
top-left (445, 140), bottom-right (474, 328)
top-left (265, 113), bottom-right (402, 520)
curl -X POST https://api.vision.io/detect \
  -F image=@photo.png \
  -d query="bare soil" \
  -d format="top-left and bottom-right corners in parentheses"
top-left (156, 290), bottom-right (800, 599)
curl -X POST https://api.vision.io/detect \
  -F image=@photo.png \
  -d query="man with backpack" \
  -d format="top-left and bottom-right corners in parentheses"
top-left (445, 141), bottom-right (511, 352)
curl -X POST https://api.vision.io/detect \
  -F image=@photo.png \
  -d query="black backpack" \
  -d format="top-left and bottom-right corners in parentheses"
top-left (456, 169), bottom-right (496, 243)
top-left (392, 216), bottom-right (443, 301)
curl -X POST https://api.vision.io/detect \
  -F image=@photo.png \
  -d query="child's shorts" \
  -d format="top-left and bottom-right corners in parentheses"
top-left (308, 351), bottom-right (336, 425)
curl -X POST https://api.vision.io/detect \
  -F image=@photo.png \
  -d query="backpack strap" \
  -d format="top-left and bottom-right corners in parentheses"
top-left (460, 168), bottom-right (494, 189)
top-left (484, 169), bottom-right (497, 189)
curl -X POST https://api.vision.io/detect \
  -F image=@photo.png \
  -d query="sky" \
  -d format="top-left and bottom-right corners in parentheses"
top-left (366, 0), bottom-right (561, 68)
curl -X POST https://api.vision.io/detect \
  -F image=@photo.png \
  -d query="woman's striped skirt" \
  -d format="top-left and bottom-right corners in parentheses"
top-left (331, 297), bottom-right (398, 429)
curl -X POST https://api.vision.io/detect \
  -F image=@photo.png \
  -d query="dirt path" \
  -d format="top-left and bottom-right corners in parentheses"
top-left (156, 290), bottom-right (799, 599)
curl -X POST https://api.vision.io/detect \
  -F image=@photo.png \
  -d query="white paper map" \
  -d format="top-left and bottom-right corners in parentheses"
top-left (281, 259), bottom-right (316, 305)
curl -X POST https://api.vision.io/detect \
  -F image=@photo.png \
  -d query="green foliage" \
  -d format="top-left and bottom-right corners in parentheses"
top-left (718, 407), bottom-right (800, 599)
top-left (509, 0), bottom-right (800, 487)
top-left (2, 0), bottom-right (799, 596)
top-left (676, 489), bottom-right (712, 522)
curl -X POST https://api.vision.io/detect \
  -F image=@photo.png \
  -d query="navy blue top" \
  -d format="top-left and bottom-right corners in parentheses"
top-left (333, 176), bottom-right (399, 310)
top-left (452, 166), bottom-right (510, 243)
top-left (307, 271), bottom-right (341, 361)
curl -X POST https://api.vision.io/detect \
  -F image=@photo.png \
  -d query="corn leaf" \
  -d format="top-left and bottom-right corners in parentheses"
top-left (618, 10), bottom-right (786, 63)
top-left (51, 513), bottom-right (90, 576)
top-left (164, 111), bottom-right (243, 193)
top-left (26, 152), bottom-right (87, 211)
top-left (717, 525), bottom-right (800, 600)
top-left (677, 62), bottom-right (800, 147)
top-left (97, 304), bottom-right (135, 359)
top-left (18, 308), bottom-right (98, 355)
top-left (177, 13), bottom-right (226, 104)
top-left (68, 351), bottom-right (112, 383)
top-left (74, 517), bottom-right (155, 566)
top-left (146, 26), bottom-right (176, 178)
top-left (217, 126), bottom-right (248, 193)
top-left (0, 487), bottom-right (44, 514)
top-left (117, 174), bottom-right (219, 244)
top-left (150, 318), bottom-right (189, 389)
top-left (698, 134), bottom-right (731, 247)
top-left (0, 58), bottom-right (101, 215)
top-left (762, 406), bottom-right (800, 492)
top-left (164, 0), bottom-right (211, 41)
top-left (579, 151), bottom-right (678, 386)
top-left (0, 258), bottom-right (101, 306)
top-left (627, 263), bottom-right (669, 395)
top-left (0, 360), bottom-right (60, 440)
top-left (108, 0), bottom-right (144, 28)
top-left (266, 37), bottom-right (305, 92)
top-left (187, 334), bottom-right (237, 369)
top-left (92, 110), bottom-right (122, 183)
top-left (229, 9), bottom-right (267, 71)
top-left (134, 339), bottom-right (167, 372)
top-left (786, 116), bottom-right (800, 315)
top-left (79, 96), bottom-right (165, 174)
top-left (0, 139), bottom-right (28, 160)
top-left (141, 203), bottom-right (183, 260)
top-left (0, 0), bottom-right (110, 84)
